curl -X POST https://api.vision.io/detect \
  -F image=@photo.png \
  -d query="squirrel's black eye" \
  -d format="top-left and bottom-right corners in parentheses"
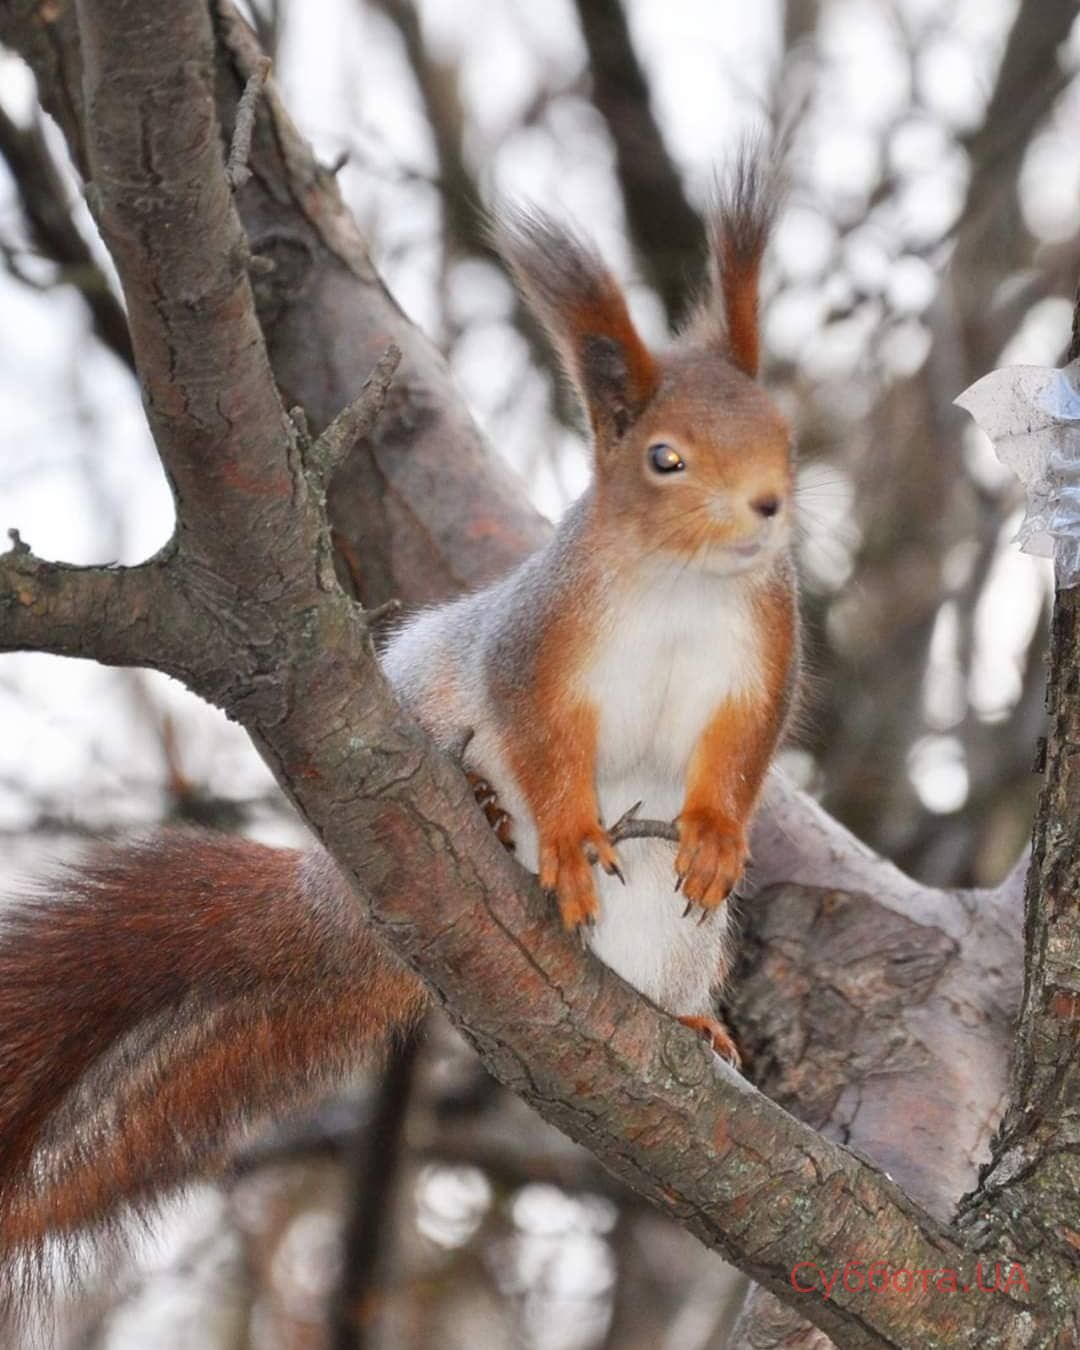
top-left (648, 443), bottom-right (685, 474)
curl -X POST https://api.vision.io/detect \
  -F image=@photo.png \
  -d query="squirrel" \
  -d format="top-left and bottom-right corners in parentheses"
top-left (0, 151), bottom-right (797, 1277)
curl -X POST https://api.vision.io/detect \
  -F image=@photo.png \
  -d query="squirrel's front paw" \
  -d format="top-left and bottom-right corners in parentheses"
top-left (674, 811), bottom-right (748, 910)
top-left (539, 824), bottom-right (623, 931)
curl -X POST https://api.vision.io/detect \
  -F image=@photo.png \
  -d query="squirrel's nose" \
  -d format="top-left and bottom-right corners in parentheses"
top-left (752, 493), bottom-right (782, 519)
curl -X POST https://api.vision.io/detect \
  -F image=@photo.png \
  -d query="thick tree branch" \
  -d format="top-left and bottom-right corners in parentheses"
top-left (0, 536), bottom-right (192, 675)
top-left (956, 573), bottom-right (1080, 1272)
top-left (76, 0), bottom-right (299, 582)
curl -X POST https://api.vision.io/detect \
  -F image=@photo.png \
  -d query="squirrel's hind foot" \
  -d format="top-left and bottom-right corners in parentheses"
top-left (677, 1014), bottom-right (743, 1069)
top-left (467, 772), bottom-right (516, 852)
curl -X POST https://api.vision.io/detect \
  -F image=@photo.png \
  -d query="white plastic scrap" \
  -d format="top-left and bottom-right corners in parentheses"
top-left (956, 360), bottom-right (1080, 585)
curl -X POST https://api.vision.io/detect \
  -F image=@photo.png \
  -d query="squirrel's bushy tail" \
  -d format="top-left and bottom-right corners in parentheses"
top-left (0, 831), bottom-right (424, 1283)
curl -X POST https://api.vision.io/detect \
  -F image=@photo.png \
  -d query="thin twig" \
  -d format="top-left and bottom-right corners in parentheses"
top-left (307, 344), bottom-right (402, 486)
top-left (365, 597), bottom-right (401, 626)
top-left (609, 800), bottom-right (678, 844)
top-left (225, 55), bottom-right (271, 190)
top-left (287, 404), bottom-right (312, 450)
top-left (6, 528), bottom-right (31, 556)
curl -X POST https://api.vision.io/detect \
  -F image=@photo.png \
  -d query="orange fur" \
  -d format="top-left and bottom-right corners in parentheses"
top-left (595, 353), bottom-right (792, 551)
top-left (499, 590), bottom-right (621, 929)
top-left (0, 834), bottom-right (424, 1263)
top-left (695, 148), bottom-right (778, 378)
top-left (563, 289), bottom-right (660, 437)
top-left (718, 239), bottom-right (764, 378)
top-left (495, 157), bottom-right (792, 933)
top-left (496, 210), bottom-right (660, 441)
top-left (676, 574), bottom-right (796, 907)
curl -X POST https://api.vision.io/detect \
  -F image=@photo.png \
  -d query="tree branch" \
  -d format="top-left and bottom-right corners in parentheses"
top-left (224, 53), bottom-right (271, 190)
top-left (957, 568), bottom-right (1080, 1272)
top-left (75, 0), bottom-right (299, 584)
top-left (0, 103), bottom-right (133, 367)
top-left (0, 535), bottom-right (193, 675)
top-left (365, 0), bottom-right (574, 420)
top-left (306, 342), bottom-right (402, 488)
top-left (211, 0), bottom-right (553, 606)
top-left (0, 0), bottom-right (87, 176)
top-left (572, 0), bottom-right (706, 325)
top-left (331, 1033), bottom-right (421, 1350)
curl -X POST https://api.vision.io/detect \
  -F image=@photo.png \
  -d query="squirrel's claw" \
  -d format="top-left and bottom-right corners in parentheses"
top-left (674, 811), bottom-right (748, 911)
top-left (490, 809), bottom-right (516, 851)
top-left (467, 771), bottom-right (518, 854)
top-left (584, 833), bottom-right (624, 882)
top-left (678, 1015), bottom-right (743, 1069)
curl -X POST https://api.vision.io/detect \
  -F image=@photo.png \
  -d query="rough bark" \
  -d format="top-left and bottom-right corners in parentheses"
top-left (954, 583), bottom-right (1080, 1281)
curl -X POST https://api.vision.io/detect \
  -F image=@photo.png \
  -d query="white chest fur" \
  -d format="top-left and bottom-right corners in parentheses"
top-left (582, 566), bottom-right (763, 817)
top-left (578, 567), bottom-right (762, 1017)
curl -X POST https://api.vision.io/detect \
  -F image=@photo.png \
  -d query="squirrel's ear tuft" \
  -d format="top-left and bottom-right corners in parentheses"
top-left (696, 145), bottom-right (780, 379)
top-left (494, 209), bottom-right (659, 442)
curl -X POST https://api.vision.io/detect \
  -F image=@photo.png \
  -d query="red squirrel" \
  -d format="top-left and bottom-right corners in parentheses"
top-left (0, 153), bottom-right (796, 1272)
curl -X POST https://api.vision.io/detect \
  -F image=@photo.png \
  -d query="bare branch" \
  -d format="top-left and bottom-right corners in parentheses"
top-left (572, 0), bottom-right (706, 324)
top-left (367, 0), bottom-right (575, 421)
top-left (74, 0), bottom-right (299, 587)
top-left (224, 54), bottom-right (271, 190)
top-left (0, 1), bottom-right (87, 175)
top-left (306, 343), bottom-right (402, 488)
top-left (364, 596), bottom-right (402, 626)
top-left (609, 800), bottom-right (678, 845)
top-left (0, 104), bottom-right (133, 368)
top-left (958, 556), bottom-right (1080, 1269)
top-left (331, 1034), bottom-right (421, 1350)
top-left (0, 536), bottom-right (191, 676)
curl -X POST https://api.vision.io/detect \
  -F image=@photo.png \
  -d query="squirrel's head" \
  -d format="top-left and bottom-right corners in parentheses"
top-left (496, 150), bottom-right (792, 577)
